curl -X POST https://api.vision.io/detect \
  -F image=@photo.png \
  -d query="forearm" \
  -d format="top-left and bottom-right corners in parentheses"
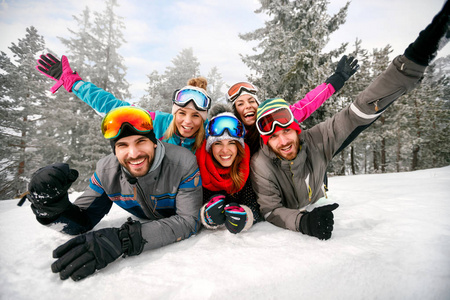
top-left (290, 83), bottom-right (335, 123)
top-left (72, 81), bottom-right (131, 116)
top-left (141, 213), bottom-right (200, 251)
top-left (36, 204), bottom-right (93, 235)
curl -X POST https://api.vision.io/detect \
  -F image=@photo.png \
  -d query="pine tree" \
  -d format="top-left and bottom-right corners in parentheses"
top-left (207, 66), bottom-right (225, 104)
top-left (240, 0), bottom-right (350, 127)
top-left (0, 27), bottom-right (50, 198)
top-left (138, 48), bottom-right (201, 111)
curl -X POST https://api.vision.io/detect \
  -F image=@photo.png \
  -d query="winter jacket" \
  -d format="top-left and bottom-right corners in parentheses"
top-left (72, 81), bottom-right (207, 153)
top-left (49, 140), bottom-right (203, 251)
top-left (250, 55), bottom-right (426, 232)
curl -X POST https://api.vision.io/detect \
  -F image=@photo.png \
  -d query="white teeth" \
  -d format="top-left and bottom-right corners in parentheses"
top-left (221, 155), bottom-right (231, 159)
top-left (245, 112), bottom-right (254, 117)
top-left (129, 159), bottom-right (144, 165)
top-left (182, 125), bottom-right (192, 130)
top-left (281, 145), bottom-right (292, 152)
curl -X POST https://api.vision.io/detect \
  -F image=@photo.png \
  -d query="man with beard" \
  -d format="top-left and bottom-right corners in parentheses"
top-left (250, 2), bottom-right (449, 240)
top-left (21, 106), bottom-right (202, 281)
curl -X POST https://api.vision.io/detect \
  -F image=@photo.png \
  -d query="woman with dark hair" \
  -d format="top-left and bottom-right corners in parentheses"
top-left (196, 105), bottom-right (262, 234)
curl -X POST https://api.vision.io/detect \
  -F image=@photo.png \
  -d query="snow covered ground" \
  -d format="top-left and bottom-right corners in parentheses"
top-left (1, 166), bottom-right (449, 300)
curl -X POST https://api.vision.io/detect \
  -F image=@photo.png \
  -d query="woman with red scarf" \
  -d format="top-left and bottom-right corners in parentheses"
top-left (196, 105), bottom-right (262, 234)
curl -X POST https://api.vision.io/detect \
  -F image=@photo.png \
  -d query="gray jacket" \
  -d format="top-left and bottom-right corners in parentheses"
top-left (74, 140), bottom-right (203, 251)
top-left (250, 55), bottom-right (426, 231)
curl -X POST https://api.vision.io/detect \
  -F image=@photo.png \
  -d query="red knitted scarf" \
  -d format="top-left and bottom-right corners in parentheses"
top-left (195, 141), bottom-right (250, 194)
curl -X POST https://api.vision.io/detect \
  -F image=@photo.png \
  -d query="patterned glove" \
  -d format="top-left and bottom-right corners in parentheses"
top-left (224, 203), bottom-right (247, 234)
top-left (204, 195), bottom-right (226, 226)
top-left (36, 53), bottom-right (82, 93)
top-left (299, 203), bottom-right (339, 240)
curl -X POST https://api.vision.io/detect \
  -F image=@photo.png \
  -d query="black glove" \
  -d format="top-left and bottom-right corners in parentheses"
top-left (299, 203), bottom-right (339, 240)
top-left (51, 217), bottom-right (146, 281)
top-left (20, 163), bottom-right (79, 219)
top-left (404, 1), bottom-right (450, 66)
top-left (224, 203), bottom-right (247, 234)
top-left (204, 194), bottom-right (226, 226)
top-left (325, 55), bottom-right (359, 92)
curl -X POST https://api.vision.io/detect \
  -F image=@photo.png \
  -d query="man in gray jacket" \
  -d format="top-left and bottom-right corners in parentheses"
top-left (22, 106), bottom-right (202, 281)
top-left (250, 2), bottom-right (449, 240)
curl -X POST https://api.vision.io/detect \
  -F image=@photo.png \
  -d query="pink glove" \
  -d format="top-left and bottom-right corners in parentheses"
top-left (36, 53), bottom-right (82, 93)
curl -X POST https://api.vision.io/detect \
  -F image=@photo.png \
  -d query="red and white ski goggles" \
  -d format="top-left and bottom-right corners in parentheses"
top-left (226, 82), bottom-right (258, 103)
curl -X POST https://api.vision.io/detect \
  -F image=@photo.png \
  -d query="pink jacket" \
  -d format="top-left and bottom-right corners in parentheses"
top-left (290, 83), bottom-right (335, 122)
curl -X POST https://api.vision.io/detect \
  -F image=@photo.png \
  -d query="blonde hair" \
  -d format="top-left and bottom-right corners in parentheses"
top-left (164, 77), bottom-right (208, 152)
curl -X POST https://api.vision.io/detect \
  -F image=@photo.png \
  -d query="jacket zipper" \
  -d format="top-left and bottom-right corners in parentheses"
top-left (134, 181), bottom-right (159, 219)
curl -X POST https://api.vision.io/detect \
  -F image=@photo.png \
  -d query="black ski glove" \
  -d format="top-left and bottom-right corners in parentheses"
top-left (51, 217), bottom-right (147, 281)
top-left (204, 194), bottom-right (226, 226)
top-left (404, 0), bottom-right (450, 66)
top-left (20, 163), bottom-right (79, 219)
top-left (299, 203), bottom-right (339, 240)
top-left (325, 55), bottom-right (359, 92)
top-left (224, 203), bottom-right (247, 234)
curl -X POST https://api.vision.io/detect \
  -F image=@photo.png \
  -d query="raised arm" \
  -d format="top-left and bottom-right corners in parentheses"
top-left (290, 55), bottom-right (359, 122)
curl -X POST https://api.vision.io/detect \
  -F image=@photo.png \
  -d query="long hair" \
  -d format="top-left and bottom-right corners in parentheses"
top-left (212, 141), bottom-right (246, 194)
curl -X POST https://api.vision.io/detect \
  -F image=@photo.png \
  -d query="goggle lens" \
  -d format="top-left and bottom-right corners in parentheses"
top-left (257, 107), bottom-right (294, 135)
top-left (101, 106), bottom-right (153, 140)
top-left (173, 88), bottom-right (211, 111)
top-left (208, 115), bottom-right (245, 138)
top-left (227, 82), bottom-right (257, 102)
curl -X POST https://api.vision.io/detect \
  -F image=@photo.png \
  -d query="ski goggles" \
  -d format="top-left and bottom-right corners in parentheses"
top-left (207, 115), bottom-right (245, 139)
top-left (226, 82), bottom-right (258, 103)
top-left (173, 87), bottom-right (211, 111)
top-left (256, 107), bottom-right (295, 135)
top-left (101, 106), bottom-right (153, 140)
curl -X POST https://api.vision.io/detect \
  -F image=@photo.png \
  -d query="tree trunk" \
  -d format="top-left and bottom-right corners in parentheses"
top-left (350, 145), bottom-right (356, 175)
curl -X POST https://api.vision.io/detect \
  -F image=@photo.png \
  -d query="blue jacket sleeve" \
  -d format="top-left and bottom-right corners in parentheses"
top-left (72, 81), bottom-right (131, 116)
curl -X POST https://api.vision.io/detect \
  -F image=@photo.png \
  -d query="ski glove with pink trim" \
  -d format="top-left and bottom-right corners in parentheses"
top-left (204, 194), bottom-right (226, 226)
top-left (51, 217), bottom-right (146, 281)
top-left (36, 53), bottom-right (82, 93)
top-left (299, 203), bottom-right (339, 240)
top-left (224, 203), bottom-right (247, 234)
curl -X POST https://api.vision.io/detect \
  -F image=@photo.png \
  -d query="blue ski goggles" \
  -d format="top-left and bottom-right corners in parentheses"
top-left (207, 115), bottom-right (245, 138)
top-left (173, 87), bottom-right (211, 111)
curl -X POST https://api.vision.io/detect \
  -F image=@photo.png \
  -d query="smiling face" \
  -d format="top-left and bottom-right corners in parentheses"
top-left (267, 128), bottom-right (300, 161)
top-left (234, 94), bottom-right (259, 127)
top-left (174, 107), bottom-right (203, 138)
top-left (115, 135), bottom-right (157, 177)
top-left (211, 139), bottom-right (238, 168)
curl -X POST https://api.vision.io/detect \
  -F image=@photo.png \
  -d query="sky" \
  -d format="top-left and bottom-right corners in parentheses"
top-left (1, 166), bottom-right (449, 299)
top-left (0, 0), bottom-right (449, 101)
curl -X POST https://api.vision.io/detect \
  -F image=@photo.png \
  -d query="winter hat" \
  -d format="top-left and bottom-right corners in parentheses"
top-left (256, 98), bottom-right (301, 144)
top-left (205, 104), bottom-right (245, 152)
top-left (110, 124), bottom-right (157, 154)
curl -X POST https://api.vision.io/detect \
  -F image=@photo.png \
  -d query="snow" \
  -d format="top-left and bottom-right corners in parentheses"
top-left (1, 166), bottom-right (450, 300)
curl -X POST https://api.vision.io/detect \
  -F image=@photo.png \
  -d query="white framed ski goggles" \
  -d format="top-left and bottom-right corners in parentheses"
top-left (256, 107), bottom-right (295, 136)
top-left (173, 87), bottom-right (211, 111)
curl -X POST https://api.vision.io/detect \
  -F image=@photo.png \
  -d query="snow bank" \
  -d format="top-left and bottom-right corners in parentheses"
top-left (1, 166), bottom-right (449, 300)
